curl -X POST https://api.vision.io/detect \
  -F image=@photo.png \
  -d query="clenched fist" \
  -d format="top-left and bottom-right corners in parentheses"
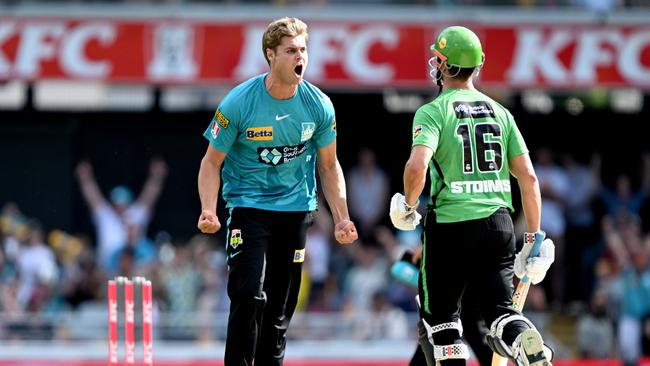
top-left (334, 220), bottom-right (358, 244)
top-left (197, 209), bottom-right (221, 234)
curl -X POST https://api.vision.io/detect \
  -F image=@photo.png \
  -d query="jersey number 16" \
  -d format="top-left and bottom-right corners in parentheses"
top-left (456, 122), bottom-right (503, 174)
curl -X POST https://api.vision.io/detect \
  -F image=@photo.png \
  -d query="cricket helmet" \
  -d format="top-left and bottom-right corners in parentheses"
top-left (431, 26), bottom-right (484, 69)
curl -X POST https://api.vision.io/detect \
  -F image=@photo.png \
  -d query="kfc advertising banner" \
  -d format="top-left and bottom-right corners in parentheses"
top-left (1, 17), bottom-right (649, 89)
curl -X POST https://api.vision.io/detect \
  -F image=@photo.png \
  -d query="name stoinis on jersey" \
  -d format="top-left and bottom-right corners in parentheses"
top-left (453, 101), bottom-right (495, 119)
top-left (450, 179), bottom-right (511, 194)
top-left (246, 126), bottom-right (273, 141)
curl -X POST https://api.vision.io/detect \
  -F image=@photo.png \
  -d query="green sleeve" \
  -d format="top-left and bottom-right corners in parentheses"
top-left (412, 105), bottom-right (441, 153)
top-left (506, 111), bottom-right (528, 160)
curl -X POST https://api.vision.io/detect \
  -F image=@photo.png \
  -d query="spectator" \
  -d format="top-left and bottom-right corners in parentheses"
top-left (562, 152), bottom-right (600, 303)
top-left (304, 208), bottom-right (334, 308)
top-left (576, 290), bottom-right (614, 359)
top-left (16, 220), bottom-right (58, 311)
top-left (598, 152), bottom-right (650, 218)
top-left (342, 243), bottom-right (388, 313)
top-left (158, 242), bottom-right (203, 340)
top-left (60, 245), bottom-right (104, 310)
top-left (607, 227), bottom-right (650, 366)
top-left (534, 147), bottom-right (570, 308)
top-left (617, 251), bottom-right (650, 366)
top-left (109, 223), bottom-right (158, 277)
top-left (347, 147), bottom-right (390, 241)
top-left (75, 158), bottom-right (167, 272)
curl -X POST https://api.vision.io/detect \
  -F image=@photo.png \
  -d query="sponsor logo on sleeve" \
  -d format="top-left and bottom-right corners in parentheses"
top-left (211, 121), bottom-right (220, 139)
top-left (452, 101), bottom-right (495, 119)
top-left (293, 249), bottom-right (305, 263)
top-left (246, 126), bottom-right (274, 141)
top-left (214, 110), bottom-right (230, 128)
top-left (413, 124), bottom-right (423, 140)
top-left (301, 122), bottom-right (315, 142)
top-left (331, 119), bottom-right (336, 131)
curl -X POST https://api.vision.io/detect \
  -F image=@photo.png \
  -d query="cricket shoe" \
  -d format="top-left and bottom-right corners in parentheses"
top-left (513, 329), bottom-right (553, 366)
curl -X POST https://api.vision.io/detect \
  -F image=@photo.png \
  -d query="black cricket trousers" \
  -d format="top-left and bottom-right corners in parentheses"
top-left (418, 208), bottom-right (528, 365)
top-left (224, 207), bottom-right (313, 366)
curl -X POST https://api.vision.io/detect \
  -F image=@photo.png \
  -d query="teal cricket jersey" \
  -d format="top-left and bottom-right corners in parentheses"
top-left (412, 88), bottom-right (528, 223)
top-left (204, 74), bottom-right (337, 212)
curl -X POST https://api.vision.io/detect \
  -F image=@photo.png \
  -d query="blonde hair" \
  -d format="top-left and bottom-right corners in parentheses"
top-left (262, 17), bottom-right (309, 65)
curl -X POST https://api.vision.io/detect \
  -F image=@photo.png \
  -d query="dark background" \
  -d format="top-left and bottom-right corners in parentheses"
top-left (1, 90), bottom-right (648, 245)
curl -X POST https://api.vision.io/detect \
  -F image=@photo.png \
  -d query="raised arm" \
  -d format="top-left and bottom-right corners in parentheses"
top-left (136, 158), bottom-right (168, 209)
top-left (75, 160), bottom-right (107, 211)
top-left (509, 152), bottom-right (541, 233)
top-left (317, 141), bottom-right (357, 244)
top-left (197, 144), bottom-right (226, 234)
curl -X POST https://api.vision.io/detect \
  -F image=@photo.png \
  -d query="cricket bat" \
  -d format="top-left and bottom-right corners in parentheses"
top-left (490, 236), bottom-right (543, 366)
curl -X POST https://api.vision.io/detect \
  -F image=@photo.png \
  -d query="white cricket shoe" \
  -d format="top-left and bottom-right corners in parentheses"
top-left (513, 329), bottom-right (552, 366)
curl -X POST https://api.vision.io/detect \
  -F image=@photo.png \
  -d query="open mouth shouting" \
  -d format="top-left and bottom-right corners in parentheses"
top-left (294, 64), bottom-right (304, 78)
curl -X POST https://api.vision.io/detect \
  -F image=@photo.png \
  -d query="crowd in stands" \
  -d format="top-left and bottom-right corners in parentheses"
top-left (1, 149), bottom-right (650, 363)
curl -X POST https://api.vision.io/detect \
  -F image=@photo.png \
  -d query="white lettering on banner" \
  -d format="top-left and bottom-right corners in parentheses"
top-left (573, 31), bottom-right (622, 83)
top-left (307, 27), bottom-right (347, 81)
top-left (507, 29), bottom-right (571, 83)
top-left (148, 24), bottom-right (198, 79)
top-left (234, 24), bottom-right (399, 83)
top-left (234, 26), bottom-right (267, 78)
top-left (16, 23), bottom-right (65, 77)
top-left (620, 31), bottom-right (650, 83)
top-left (62, 23), bottom-right (115, 77)
top-left (0, 21), bottom-right (117, 78)
top-left (0, 22), bottom-right (16, 75)
top-left (346, 25), bottom-right (398, 82)
top-left (507, 28), bottom-right (650, 86)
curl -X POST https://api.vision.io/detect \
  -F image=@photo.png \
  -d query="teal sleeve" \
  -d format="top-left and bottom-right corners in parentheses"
top-left (203, 94), bottom-right (239, 154)
top-left (314, 96), bottom-right (337, 148)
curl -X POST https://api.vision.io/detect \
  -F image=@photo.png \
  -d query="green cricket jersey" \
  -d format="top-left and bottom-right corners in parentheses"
top-left (412, 88), bottom-right (528, 223)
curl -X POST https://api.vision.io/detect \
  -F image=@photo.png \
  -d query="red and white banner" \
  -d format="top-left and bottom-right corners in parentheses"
top-left (1, 17), bottom-right (649, 89)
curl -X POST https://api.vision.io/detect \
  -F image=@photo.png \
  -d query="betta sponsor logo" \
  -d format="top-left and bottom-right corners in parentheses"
top-left (246, 126), bottom-right (273, 141)
top-left (453, 101), bottom-right (495, 119)
top-left (293, 249), bottom-right (305, 263)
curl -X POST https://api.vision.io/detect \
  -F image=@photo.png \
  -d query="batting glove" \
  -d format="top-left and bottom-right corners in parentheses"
top-left (389, 193), bottom-right (422, 231)
top-left (514, 231), bottom-right (555, 284)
